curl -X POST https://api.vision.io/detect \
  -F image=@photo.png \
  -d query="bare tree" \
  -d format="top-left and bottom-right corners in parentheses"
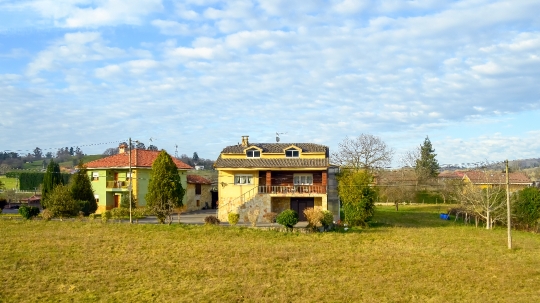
top-left (103, 147), bottom-right (119, 156)
top-left (332, 134), bottom-right (394, 171)
top-left (457, 182), bottom-right (507, 229)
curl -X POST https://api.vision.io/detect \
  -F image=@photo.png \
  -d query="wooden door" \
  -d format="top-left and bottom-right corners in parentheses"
top-left (290, 198), bottom-right (314, 221)
top-left (114, 195), bottom-right (120, 208)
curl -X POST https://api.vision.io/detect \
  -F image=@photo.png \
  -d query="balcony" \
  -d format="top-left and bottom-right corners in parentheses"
top-left (258, 185), bottom-right (326, 194)
top-left (106, 181), bottom-right (128, 189)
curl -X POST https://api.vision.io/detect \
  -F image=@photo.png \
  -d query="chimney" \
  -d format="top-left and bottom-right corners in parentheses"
top-left (119, 143), bottom-right (128, 154)
top-left (241, 136), bottom-right (249, 147)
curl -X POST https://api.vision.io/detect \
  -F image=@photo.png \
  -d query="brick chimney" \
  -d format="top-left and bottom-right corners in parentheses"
top-left (119, 143), bottom-right (128, 154)
top-left (241, 136), bottom-right (249, 147)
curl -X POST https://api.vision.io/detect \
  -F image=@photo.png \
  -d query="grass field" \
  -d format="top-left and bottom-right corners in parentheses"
top-left (1, 205), bottom-right (539, 302)
top-left (0, 176), bottom-right (18, 190)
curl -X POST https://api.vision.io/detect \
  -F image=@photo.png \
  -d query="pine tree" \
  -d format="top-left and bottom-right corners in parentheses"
top-left (42, 159), bottom-right (64, 208)
top-left (145, 150), bottom-right (185, 224)
top-left (415, 136), bottom-right (440, 182)
top-left (192, 152), bottom-right (200, 165)
top-left (70, 160), bottom-right (97, 215)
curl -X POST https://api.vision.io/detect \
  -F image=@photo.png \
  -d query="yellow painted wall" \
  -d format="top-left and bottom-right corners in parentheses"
top-left (218, 170), bottom-right (259, 202)
top-left (221, 152), bottom-right (326, 159)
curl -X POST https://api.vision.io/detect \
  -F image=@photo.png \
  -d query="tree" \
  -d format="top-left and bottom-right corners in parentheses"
top-left (332, 134), bottom-right (394, 171)
top-left (45, 152), bottom-right (53, 159)
top-left (147, 145), bottom-right (158, 151)
top-left (145, 150), bottom-right (185, 224)
top-left (415, 136), bottom-right (440, 182)
top-left (120, 192), bottom-right (137, 209)
top-left (513, 187), bottom-right (540, 231)
top-left (33, 147), bottom-right (42, 159)
top-left (42, 159), bottom-right (64, 208)
top-left (70, 160), bottom-right (97, 215)
top-left (136, 142), bottom-right (146, 149)
top-left (103, 147), bottom-right (119, 156)
top-left (337, 169), bottom-right (377, 227)
top-left (46, 184), bottom-right (79, 220)
top-left (457, 182), bottom-right (507, 229)
top-left (192, 152), bottom-right (200, 165)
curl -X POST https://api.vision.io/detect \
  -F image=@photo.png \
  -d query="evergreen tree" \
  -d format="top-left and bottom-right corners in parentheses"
top-left (145, 150), bottom-right (185, 224)
top-left (42, 159), bottom-right (64, 208)
top-left (192, 152), bottom-right (200, 165)
top-left (70, 160), bottom-right (97, 215)
top-left (337, 169), bottom-right (377, 227)
top-left (415, 136), bottom-right (440, 181)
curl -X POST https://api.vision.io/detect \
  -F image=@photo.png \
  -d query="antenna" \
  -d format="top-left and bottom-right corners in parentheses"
top-left (174, 144), bottom-right (178, 158)
top-left (276, 132), bottom-right (287, 142)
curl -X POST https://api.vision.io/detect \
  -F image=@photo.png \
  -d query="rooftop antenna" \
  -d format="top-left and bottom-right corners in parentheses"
top-left (276, 132), bottom-right (287, 142)
top-left (174, 144), bottom-right (178, 158)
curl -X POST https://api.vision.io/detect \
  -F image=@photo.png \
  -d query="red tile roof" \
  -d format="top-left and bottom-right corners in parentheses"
top-left (463, 171), bottom-right (532, 184)
top-left (187, 175), bottom-right (212, 184)
top-left (86, 149), bottom-right (192, 170)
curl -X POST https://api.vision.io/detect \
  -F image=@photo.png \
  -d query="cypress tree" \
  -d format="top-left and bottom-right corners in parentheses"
top-left (42, 159), bottom-right (64, 208)
top-left (415, 136), bottom-right (440, 182)
top-left (70, 160), bottom-right (97, 215)
top-left (145, 150), bottom-right (185, 224)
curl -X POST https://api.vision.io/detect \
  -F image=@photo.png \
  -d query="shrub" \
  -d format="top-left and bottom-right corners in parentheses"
top-left (262, 212), bottom-right (277, 224)
top-left (0, 198), bottom-right (7, 214)
top-left (228, 212), bottom-right (240, 226)
top-left (18, 205), bottom-right (40, 220)
top-left (41, 209), bottom-right (53, 221)
top-left (204, 215), bottom-right (220, 225)
top-left (248, 208), bottom-right (260, 227)
top-left (321, 210), bottom-right (334, 229)
top-left (132, 208), bottom-right (147, 223)
top-left (276, 209), bottom-right (298, 231)
top-left (78, 200), bottom-right (96, 216)
top-left (88, 213), bottom-right (97, 221)
top-left (46, 184), bottom-right (79, 220)
top-left (513, 187), bottom-right (540, 231)
top-left (304, 207), bottom-right (324, 230)
top-left (101, 210), bottom-right (112, 223)
top-left (110, 208), bottom-right (129, 222)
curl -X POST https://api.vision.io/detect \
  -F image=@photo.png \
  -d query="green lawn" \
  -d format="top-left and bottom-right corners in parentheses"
top-left (0, 176), bottom-right (18, 190)
top-left (1, 205), bottom-right (539, 302)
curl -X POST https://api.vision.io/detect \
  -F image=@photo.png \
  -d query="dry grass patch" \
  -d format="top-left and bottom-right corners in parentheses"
top-left (1, 206), bottom-right (540, 302)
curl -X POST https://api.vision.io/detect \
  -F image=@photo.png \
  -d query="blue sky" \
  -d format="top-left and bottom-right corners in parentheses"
top-left (1, 0), bottom-right (539, 167)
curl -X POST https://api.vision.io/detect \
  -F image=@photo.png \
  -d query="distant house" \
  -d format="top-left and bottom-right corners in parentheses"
top-left (85, 143), bottom-right (192, 213)
top-left (461, 171), bottom-right (532, 192)
top-left (214, 136), bottom-right (339, 222)
top-left (185, 175), bottom-right (213, 211)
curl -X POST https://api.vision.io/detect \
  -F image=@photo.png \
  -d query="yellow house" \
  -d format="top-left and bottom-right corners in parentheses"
top-left (214, 136), bottom-right (338, 222)
top-left (462, 171), bottom-right (532, 192)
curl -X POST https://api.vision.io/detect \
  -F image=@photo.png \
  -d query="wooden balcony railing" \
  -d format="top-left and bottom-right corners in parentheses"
top-left (258, 185), bottom-right (326, 194)
top-left (106, 181), bottom-right (128, 189)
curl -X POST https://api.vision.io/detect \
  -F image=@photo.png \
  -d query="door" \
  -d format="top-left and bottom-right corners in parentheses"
top-left (290, 198), bottom-right (314, 221)
top-left (114, 195), bottom-right (120, 208)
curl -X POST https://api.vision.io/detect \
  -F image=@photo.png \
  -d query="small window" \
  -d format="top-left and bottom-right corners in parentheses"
top-left (246, 149), bottom-right (260, 158)
top-left (195, 184), bottom-right (202, 195)
top-left (234, 174), bottom-right (253, 185)
top-left (126, 172), bottom-right (132, 181)
top-left (92, 172), bottom-right (99, 181)
top-left (285, 149), bottom-right (299, 158)
top-left (294, 174), bottom-right (313, 185)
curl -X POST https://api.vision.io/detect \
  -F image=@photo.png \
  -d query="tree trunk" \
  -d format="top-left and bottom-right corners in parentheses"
top-left (486, 210), bottom-right (491, 229)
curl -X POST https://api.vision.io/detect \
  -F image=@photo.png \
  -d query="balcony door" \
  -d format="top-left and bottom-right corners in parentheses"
top-left (290, 198), bottom-right (314, 221)
top-left (114, 195), bottom-right (120, 208)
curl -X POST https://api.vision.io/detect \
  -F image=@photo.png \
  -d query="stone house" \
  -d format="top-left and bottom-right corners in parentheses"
top-left (214, 136), bottom-right (338, 222)
top-left (185, 175), bottom-right (213, 211)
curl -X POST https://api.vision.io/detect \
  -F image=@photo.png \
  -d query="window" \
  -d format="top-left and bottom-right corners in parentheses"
top-left (126, 172), bottom-right (132, 181)
top-left (196, 200), bottom-right (200, 207)
top-left (195, 184), bottom-right (202, 195)
top-left (285, 149), bottom-right (299, 158)
top-left (234, 174), bottom-right (253, 185)
top-left (94, 195), bottom-right (99, 204)
top-left (246, 149), bottom-right (260, 158)
top-left (92, 172), bottom-right (99, 181)
top-left (294, 174), bottom-right (313, 185)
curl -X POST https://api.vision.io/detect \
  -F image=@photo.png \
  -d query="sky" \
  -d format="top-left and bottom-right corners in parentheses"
top-left (1, 0), bottom-right (539, 167)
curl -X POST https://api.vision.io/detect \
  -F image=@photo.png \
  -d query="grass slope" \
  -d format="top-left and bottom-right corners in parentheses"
top-left (1, 205), bottom-right (539, 302)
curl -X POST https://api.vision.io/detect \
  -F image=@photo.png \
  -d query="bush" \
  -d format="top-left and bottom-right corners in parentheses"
top-left (101, 210), bottom-right (112, 223)
top-left (132, 208), bottom-right (147, 223)
top-left (263, 212), bottom-right (277, 224)
top-left (110, 208), bottom-right (129, 222)
top-left (41, 209), bottom-right (53, 221)
top-left (0, 198), bottom-right (7, 214)
top-left (304, 207), bottom-right (324, 230)
top-left (247, 208), bottom-right (260, 227)
top-left (78, 200), bottom-right (95, 216)
top-left (513, 187), bottom-right (540, 231)
top-left (204, 215), bottom-right (220, 225)
top-left (18, 205), bottom-right (40, 220)
top-left (46, 184), bottom-right (79, 220)
top-left (88, 213), bottom-right (97, 221)
top-left (276, 209), bottom-right (298, 231)
top-left (228, 212), bottom-right (240, 226)
top-left (321, 210), bottom-right (334, 228)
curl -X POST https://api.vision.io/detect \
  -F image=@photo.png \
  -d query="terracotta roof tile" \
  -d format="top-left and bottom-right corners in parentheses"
top-left (464, 171), bottom-right (532, 184)
top-left (187, 175), bottom-right (212, 184)
top-left (86, 149), bottom-right (192, 170)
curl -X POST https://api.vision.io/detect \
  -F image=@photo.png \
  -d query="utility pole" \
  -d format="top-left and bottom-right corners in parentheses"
top-left (505, 159), bottom-right (512, 249)
top-left (129, 137), bottom-right (133, 224)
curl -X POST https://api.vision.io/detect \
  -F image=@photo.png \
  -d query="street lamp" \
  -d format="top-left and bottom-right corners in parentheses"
top-left (128, 138), bottom-right (140, 224)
